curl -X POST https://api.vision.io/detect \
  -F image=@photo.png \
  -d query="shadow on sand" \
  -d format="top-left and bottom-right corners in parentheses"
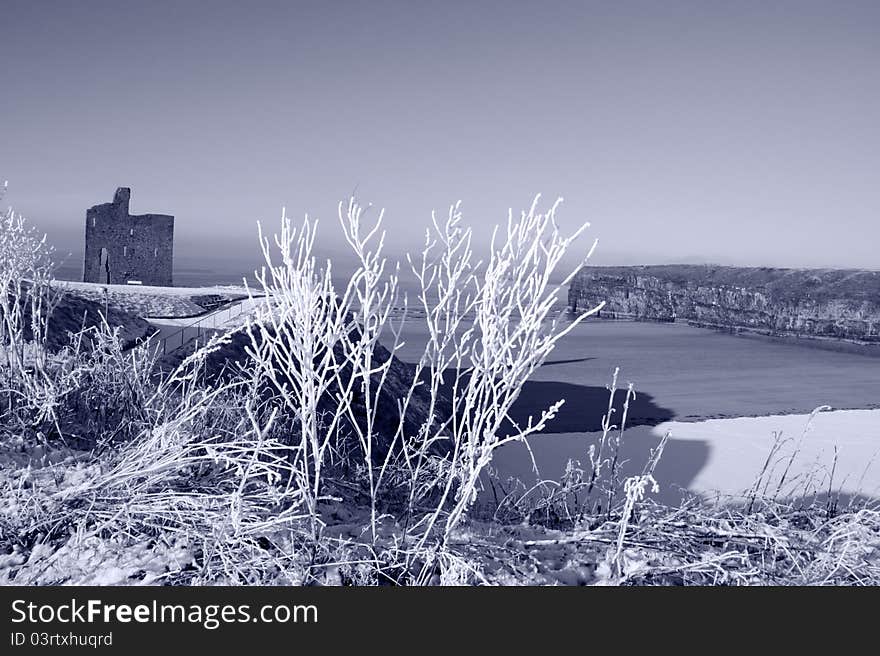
top-left (502, 380), bottom-right (711, 504)
top-left (417, 366), bottom-right (711, 505)
top-left (489, 425), bottom-right (712, 507)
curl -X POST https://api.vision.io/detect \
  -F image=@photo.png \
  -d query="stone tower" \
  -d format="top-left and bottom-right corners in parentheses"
top-left (83, 187), bottom-right (174, 286)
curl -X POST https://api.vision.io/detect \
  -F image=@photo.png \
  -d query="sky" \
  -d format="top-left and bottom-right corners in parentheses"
top-left (2, 0), bottom-right (879, 276)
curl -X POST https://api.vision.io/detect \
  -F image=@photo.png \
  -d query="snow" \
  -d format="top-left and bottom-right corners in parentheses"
top-left (3, 536), bottom-right (195, 585)
top-left (57, 281), bottom-right (250, 297)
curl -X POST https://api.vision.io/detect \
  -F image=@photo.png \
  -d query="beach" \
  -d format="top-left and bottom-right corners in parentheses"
top-left (491, 408), bottom-right (880, 506)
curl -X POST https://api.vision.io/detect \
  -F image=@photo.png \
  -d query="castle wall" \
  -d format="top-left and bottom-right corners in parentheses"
top-left (83, 188), bottom-right (174, 286)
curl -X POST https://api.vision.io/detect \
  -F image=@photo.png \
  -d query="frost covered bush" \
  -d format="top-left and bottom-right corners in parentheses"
top-left (0, 183), bottom-right (64, 428)
top-left (243, 194), bottom-right (604, 575)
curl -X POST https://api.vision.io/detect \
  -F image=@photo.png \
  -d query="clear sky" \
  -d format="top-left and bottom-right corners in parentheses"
top-left (2, 0), bottom-right (879, 272)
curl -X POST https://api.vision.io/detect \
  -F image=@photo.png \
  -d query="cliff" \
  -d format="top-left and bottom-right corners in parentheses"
top-left (568, 265), bottom-right (880, 347)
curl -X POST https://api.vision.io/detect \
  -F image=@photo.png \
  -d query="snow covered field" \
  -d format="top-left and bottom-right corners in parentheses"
top-left (56, 281), bottom-right (250, 320)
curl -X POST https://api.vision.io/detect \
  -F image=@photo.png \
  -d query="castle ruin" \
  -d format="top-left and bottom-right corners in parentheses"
top-left (83, 187), bottom-right (174, 286)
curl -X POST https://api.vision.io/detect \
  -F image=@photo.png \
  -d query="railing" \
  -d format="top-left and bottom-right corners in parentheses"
top-left (153, 297), bottom-right (263, 356)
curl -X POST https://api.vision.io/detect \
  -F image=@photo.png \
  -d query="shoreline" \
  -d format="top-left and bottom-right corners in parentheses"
top-left (576, 313), bottom-right (880, 357)
top-left (657, 401), bottom-right (880, 424)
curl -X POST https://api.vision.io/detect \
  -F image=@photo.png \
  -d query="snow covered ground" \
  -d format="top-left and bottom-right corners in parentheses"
top-left (57, 281), bottom-right (250, 297)
top-left (56, 281), bottom-right (251, 322)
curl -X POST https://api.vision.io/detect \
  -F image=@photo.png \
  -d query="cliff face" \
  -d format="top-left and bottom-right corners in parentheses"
top-left (568, 265), bottom-right (880, 345)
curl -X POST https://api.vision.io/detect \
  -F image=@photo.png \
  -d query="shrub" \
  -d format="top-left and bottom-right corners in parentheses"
top-left (0, 185), bottom-right (64, 428)
top-left (240, 195), bottom-right (604, 577)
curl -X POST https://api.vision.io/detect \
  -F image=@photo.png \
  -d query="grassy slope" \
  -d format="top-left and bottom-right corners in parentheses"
top-left (41, 293), bottom-right (152, 351)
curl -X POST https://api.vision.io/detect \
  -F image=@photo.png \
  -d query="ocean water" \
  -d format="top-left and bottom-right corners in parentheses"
top-left (393, 319), bottom-right (880, 425)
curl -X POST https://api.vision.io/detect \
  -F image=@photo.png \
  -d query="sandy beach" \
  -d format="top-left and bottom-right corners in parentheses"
top-left (492, 408), bottom-right (880, 506)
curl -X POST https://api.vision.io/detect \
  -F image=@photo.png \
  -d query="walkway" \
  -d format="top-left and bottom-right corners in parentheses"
top-left (146, 296), bottom-right (264, 355)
